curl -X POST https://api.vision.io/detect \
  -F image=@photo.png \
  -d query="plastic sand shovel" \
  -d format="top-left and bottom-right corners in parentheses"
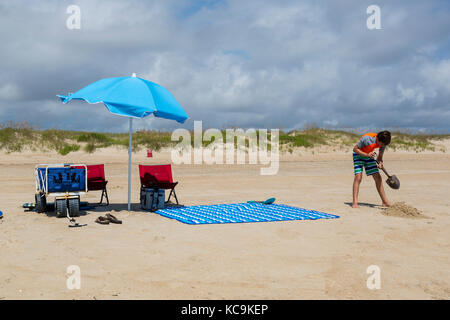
top-left (247, 198), bottom-right (276, 205)
top-left (380, 166), bottom-right (400, 189)
top-left (373, 153), bottom-right (400, 190)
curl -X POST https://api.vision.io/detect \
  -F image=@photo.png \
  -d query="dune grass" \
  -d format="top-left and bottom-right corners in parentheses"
top-left (0, 122), bottom-right (447, 155)
top-left (280, 128), bottom-right (448, 153)
top-left (0, 122), bottom-right (176, 155)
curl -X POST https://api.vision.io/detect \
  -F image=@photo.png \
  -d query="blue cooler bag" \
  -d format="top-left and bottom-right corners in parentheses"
top-left (141, 188), bottom-right (165, 211)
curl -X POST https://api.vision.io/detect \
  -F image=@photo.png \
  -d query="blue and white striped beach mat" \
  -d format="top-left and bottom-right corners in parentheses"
top-left (155, 203), bottom-right (339, 225)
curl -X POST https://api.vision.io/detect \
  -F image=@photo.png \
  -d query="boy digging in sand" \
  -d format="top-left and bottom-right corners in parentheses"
top-left (352, 131), bottom-right (392, 208)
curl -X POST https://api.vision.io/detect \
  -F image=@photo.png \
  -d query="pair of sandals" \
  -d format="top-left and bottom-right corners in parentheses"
top-left (95, 213), bottom-right (122, 225)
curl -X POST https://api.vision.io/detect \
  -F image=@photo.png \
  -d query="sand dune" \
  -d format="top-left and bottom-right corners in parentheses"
top-left (0, 147), bottom-right (449, 299)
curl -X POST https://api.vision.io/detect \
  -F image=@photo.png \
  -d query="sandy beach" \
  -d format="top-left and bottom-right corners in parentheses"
top-left (0, 147), bottom-right (449, 300)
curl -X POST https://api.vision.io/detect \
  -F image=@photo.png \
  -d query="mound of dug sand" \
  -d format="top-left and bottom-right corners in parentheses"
top-left (382, 202), bottom-right (424, 218)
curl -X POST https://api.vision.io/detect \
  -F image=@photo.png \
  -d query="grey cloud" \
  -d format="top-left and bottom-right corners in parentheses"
top-left (0, 0), bottom-right (449, 133)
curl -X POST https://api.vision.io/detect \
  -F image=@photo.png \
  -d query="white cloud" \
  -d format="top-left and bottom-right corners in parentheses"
top-left (0, 84), bottom-right (20, 100)
top-left (397, 84), bottom-right (427, 106)
top-left (420, 59), bottom-right (450, 93)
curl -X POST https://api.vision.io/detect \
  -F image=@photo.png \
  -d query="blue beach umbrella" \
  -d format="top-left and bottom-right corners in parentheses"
top-left (58, 73), bottom-right (188, 210)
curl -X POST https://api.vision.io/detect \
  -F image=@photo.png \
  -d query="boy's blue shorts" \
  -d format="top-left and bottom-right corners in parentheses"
top-left (353, 152), bottom-right (379, 176)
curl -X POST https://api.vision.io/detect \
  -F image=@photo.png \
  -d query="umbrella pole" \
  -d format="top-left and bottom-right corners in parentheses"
top-left (128, 117), bottom-right (132, 211)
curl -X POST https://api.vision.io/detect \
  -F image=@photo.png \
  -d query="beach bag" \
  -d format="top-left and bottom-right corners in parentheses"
top-left (141, 188), bottom-right (165, 211)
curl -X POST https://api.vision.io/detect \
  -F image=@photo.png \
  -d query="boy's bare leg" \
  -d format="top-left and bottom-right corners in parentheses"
top-left (352, 173), bottom-right (362, 208)
top-left (372, 172), bottom-right (392, 207)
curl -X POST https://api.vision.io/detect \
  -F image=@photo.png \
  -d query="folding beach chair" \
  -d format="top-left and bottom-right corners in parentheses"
top-left (85, 164), bottom-right (109, 206)
top-left (139, 164), bottom-right (179, 205)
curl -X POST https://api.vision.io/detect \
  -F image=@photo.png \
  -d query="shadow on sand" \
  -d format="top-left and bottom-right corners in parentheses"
top-left (25, 202), bottom-right (185, 218)
top-left (344, 202), bottom-right (382, 208)
top-left (92, 202), bottom-right (185, 213)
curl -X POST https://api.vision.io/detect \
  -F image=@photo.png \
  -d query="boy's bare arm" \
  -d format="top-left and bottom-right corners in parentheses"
top-left (377, 149), bottom-right (384, 162)
top-left (377, 149), bottom-right (384, 168)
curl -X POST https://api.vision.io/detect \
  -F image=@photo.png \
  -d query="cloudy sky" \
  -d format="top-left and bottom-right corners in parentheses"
top-left (0, 0), bottom-right (449, 133)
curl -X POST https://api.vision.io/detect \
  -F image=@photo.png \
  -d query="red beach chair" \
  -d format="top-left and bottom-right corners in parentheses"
top-left (86, 164), bottom-right (109, 205)
top-left (139, 164), bottom-right (179, 204)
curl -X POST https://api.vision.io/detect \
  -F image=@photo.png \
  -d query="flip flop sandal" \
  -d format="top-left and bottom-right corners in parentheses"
top-left (95, 216), bottom-right (110, 225)
top-left (247, 197), bottom-right (276, 205)
top-left (262, 197), bottom-right (276, 205)
top-left (105, 213), bottom-right (122, 224)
